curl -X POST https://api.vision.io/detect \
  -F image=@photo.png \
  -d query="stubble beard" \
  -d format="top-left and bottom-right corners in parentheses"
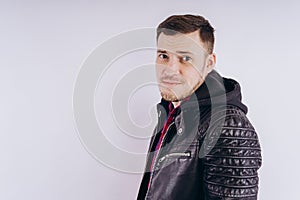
top-left (159, 80), bottom-right (202, 102)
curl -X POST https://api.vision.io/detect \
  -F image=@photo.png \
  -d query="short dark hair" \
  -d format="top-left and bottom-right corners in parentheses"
top-left (157, 14), bottom-right (215, 54)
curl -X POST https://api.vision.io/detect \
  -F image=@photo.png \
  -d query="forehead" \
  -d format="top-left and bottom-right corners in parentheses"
top-left (157, 31), bottom-right (207, 55)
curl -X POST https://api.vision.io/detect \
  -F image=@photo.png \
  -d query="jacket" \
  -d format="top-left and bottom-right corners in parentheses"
top-left (137, 70), bottom-right (262, 200)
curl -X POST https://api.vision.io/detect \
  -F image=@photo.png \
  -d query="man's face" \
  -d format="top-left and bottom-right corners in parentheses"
top-left (156, 30), bottom-right (215, 102)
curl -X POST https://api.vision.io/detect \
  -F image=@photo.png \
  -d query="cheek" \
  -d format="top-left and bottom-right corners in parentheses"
top-left (182, 68), bottom-right (202, 85)
top-left (155, 64), bottom-right (163, 77)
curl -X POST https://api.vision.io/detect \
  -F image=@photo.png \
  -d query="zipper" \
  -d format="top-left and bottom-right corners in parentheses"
top-left (158, 151), bottom-right (191, 163)
top-left (145, 121), bottom-right (175, 198)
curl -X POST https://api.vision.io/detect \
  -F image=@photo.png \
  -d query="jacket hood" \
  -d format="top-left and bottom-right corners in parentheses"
top-left (159, 70), bottom-right (248, 114)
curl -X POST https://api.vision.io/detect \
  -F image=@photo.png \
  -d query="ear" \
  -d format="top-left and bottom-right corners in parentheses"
top-left (206, 53), bottom-right (216, 73)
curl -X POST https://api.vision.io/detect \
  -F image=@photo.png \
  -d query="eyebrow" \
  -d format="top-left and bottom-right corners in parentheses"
top-left (157, 50), bottom-right (167, 54)
top-left (157, 49), bottom-right (194, 55)
top-left (176, 51), bottom-right (194, 55)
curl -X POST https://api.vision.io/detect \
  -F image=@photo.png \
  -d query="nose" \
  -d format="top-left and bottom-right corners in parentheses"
top-left (166, 56), bottom-right (180, 73)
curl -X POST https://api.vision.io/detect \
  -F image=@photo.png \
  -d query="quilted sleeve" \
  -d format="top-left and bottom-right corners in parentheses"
top-left (202, 112), bottom-right (262, 199)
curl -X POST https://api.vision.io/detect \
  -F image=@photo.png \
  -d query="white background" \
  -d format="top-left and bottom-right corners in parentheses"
top-left (1, 0), bottom-right (300, 199)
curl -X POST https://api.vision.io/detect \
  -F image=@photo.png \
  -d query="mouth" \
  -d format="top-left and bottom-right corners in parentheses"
top-left (160, 79), bottom-right (182, 86)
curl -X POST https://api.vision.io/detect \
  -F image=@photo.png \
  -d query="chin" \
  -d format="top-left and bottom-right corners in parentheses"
top-left (161, 91), bottom-right (188, 102)
top-left (160, 92), bottom-right (177, 102)
top-left (159, 86), bottom-right (194, 102)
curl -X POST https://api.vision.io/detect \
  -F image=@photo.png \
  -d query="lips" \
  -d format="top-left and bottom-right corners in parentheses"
top-left (160, 79), bottom-right (182, 86)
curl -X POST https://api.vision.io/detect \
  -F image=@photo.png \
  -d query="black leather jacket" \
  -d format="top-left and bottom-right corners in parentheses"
top-left (137, 71), bottom-right (262, 200)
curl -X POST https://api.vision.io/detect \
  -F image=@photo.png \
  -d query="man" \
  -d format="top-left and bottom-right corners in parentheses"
top-left (137, 14), bottom-right (262, 200)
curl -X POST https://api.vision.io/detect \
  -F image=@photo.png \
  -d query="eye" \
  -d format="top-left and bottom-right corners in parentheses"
top-left (181, 55), bottom-right (192, 62)
top-left (158, 53), bottom-right (168, 60)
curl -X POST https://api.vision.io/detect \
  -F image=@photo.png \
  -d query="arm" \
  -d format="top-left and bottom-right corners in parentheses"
top-left (202, 114), bottom-right (262, 199)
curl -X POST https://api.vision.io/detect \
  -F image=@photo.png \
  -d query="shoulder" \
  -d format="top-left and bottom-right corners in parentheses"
top-left (203, 105), bottom-right (262, 166)
top-left (199, 105), bottom-right (261, 156)
top-left (223, 105), bottom-right (254, 129)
